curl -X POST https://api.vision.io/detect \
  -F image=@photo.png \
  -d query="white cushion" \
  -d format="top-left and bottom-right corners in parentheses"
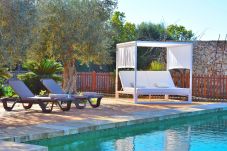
top-left (123, 87), bottom-right (190, 96)
top-left (119, 71), bottom-right (175, 90)
top-left (118, 71), bottom-right (190, 96)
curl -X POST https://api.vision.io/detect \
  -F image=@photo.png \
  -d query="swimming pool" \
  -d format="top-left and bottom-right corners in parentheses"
top-left (28, 111), bottom-right (227, 151)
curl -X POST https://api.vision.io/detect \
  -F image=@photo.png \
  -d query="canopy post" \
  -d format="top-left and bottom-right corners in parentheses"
top-left (166, 50), bottom-right (170, 100)
top-left (188, 45), bottom-right (193, 103)
top-left (115, 67), bottom-right (119, 99)
top-left (134, 45), bottom-right (138, 103)
top-left (188, 69), bottom-right (192, 103)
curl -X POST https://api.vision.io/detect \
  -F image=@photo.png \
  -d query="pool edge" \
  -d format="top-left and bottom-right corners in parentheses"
top-left (1, 103), bottom-right (227, 150)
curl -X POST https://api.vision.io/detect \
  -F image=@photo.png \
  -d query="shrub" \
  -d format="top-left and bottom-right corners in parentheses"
top-left (0, 68), bottom-right (13, 97)
top-left (147, 61), bottom-right (165, 71)
top-left (18, 59), bottom-right (63, 95)
top-left (0, 82), bottom-right (15, 98)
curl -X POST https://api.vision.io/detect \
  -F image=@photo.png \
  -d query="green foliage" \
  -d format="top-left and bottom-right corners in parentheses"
top-left (0, 68), bottom-right (13, 97)
top-left (167, 24), bottom-right (195, 41)
top-left (22, 59), bottom-right (63, 78)
top-left (0, 0), bottom-right (37, 68)
top-left (0, 68), bottom-right (11, 79)
top-left (136, 22), bottom-right (195, 41)
top-left (111, 11), bottom-right (136, 43)
top-left (39, 90), bottom-right (48, 96)
top-left (0, 79), bottom-right (15, 97)
top-left (137, 47), bottom-right (164, 70)
top-left (147, 61), bottom-right (165, 71)
top-left (18, 59), bottom-right (63, 94)
top-left (137, 22), bottom-right (169, 41)
top-left (0, 86), bottom-right (13, 97)
top-left (0, 84), bottom-right (5, 97)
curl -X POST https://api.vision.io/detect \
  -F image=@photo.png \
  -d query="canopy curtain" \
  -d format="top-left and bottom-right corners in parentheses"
top-left (167, 45), bottom-right (192, 70)
top-left (116, 46), bottom-right (136, 68)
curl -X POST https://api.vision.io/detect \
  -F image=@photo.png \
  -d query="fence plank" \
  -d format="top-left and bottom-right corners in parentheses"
top-left (210, 75), bottom-right (213, 98)
top-left (225, 75), bottom-right (226, 99)
top-left (92, 71), bottom-right (96, 91)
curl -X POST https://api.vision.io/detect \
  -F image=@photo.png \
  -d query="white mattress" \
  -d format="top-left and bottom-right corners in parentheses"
top-left (123, 87), bottom-right (190, 96)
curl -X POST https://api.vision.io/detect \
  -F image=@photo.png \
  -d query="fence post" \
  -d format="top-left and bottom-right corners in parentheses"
top-left (92, 71), bottom-right (97, 91)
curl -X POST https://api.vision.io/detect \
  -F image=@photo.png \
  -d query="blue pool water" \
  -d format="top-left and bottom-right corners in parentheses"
top-left (29, 111), bottom-right (227, 151)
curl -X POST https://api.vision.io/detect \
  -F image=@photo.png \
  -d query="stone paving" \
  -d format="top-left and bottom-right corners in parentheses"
top-left (0, 97), bottom-right (227, 151)
top-left (0, 141), bottom-right (47, 151)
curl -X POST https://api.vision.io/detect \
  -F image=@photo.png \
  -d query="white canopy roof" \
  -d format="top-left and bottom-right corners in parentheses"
top-left (116, 41), bottom-right (193, 70)
top-left (117, 41), bottom-right (192, 48)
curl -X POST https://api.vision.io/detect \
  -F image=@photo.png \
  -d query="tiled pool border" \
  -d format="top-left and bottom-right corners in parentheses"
top-left (1, 103), bottom-right (227, 151)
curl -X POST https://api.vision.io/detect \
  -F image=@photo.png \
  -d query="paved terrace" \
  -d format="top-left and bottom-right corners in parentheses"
top-left (0, 98), bottom-right (227, 151)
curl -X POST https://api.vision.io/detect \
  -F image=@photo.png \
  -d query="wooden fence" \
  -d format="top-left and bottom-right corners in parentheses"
top-left (171, 72), bottom-right (227, 101)
top-left (76, 72), bottom-right (227, 101)
top-left (76, 72), bottom-right (115, 94)
top-left (192, 75), bottom-right (227, 101)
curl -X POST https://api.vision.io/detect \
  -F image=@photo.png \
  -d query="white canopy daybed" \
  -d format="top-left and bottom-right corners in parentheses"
top-left (115, 41), bottom-right (193, 104)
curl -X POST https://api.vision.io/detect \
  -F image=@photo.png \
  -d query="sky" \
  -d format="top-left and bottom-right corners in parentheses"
top-left (117, 0), bottom-right (227, 40)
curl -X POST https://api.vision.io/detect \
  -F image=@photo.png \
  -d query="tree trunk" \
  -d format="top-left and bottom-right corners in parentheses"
top-left (63, 59), bottom-right (77, 93)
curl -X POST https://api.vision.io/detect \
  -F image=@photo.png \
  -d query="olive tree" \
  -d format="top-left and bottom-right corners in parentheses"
top-left (28, 0), bottom-right (116, 92)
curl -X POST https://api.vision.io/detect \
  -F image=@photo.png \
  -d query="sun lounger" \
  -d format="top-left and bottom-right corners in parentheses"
top-left (40, 79), bottom-right (103, 108)
top-left (1, 79), bottom-right (72, 113)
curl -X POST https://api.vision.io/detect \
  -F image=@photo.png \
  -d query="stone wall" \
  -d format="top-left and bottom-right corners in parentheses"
top-left (193, 41), bottom-right (227, 75)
